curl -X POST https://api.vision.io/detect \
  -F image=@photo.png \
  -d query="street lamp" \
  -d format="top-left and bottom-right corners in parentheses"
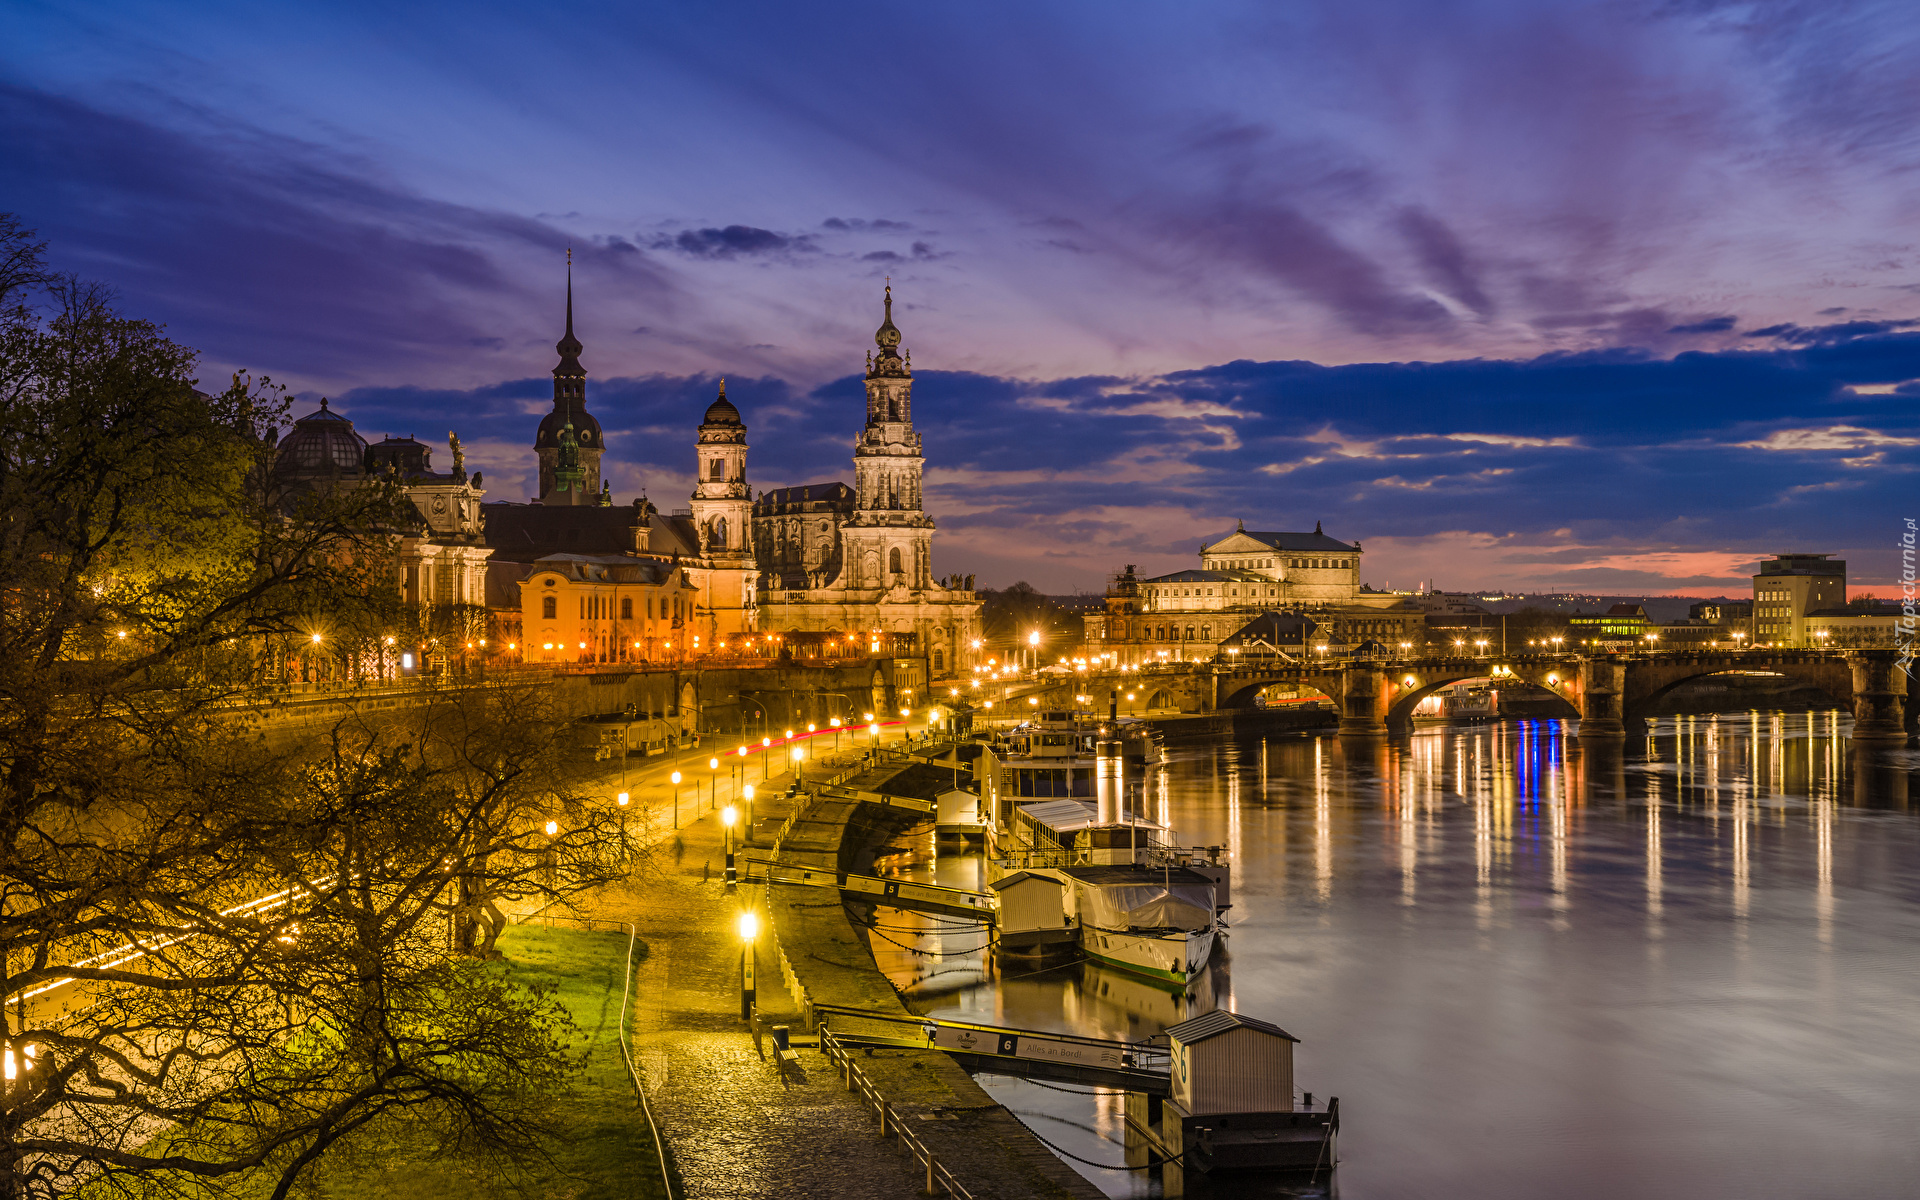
top-left (744, 783), bottom-right (755, 836)
top-left (722, 805), bottom-right (739, 886)
top-left (737, 909), bottom-right (758, 1021)
top-left (670, 770), bottom-right (682, 828)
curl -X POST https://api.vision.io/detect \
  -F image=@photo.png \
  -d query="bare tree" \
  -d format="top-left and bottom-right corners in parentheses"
top-left (0, 221), bottom-right (630, 1199)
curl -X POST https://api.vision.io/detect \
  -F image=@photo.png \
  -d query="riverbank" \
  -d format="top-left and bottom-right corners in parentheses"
top-left (764, 756), bottom-right (1107, 1200)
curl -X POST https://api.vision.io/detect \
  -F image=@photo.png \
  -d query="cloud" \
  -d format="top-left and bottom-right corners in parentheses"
top-left (1668, 315), bottom-right (1737, 334)
top-left (822, 217), bottom-right (912, 232)
top-left (1736, 425), bottom-right (1920, 452)
top-left (0, 84), bottom-right (677, 386)
top-left (650, 225), bottom-right (815, 259)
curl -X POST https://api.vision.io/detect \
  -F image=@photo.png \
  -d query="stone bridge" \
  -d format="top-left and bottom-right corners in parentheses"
top-left (998, 649), bottom-right (1914, 741)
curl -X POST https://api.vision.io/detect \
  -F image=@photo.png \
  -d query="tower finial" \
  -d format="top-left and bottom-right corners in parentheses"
top-left (719, 376), bottom-right (726, 396)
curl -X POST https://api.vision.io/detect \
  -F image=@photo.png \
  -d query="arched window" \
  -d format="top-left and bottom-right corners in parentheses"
top-left (621, 598), bottom-right (633, 619)
top-left (1185, 626), bottom-right (1195, 640)
top-left (542, 596), bottom-right (556, 620)
top-left (712, 517), bottom-right (728, 548)
top-left (709, 458), bottom-right (725, 480)
top-left (1202, 625), bottom-right (1212, 640)
top-left (933, 649), bottom-right (944, 671)
top-left (889, 547), bottom-right (903, 574)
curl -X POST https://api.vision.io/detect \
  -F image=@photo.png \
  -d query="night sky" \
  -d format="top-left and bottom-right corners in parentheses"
top-left (5, 1), bottom-right (1918, 594)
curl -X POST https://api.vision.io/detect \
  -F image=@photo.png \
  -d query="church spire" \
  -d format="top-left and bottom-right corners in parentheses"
top-left (553, 249), bottom-right (585, 381)
top-left (868, 279), bottom-right (907, 379)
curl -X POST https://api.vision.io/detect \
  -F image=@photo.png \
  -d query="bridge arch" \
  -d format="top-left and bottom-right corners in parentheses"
top-left (1218, 678), bottom-right (1340, 711)
top-left (1625, 661), bottom-right (1853, 723)
top-left (1383, 666), bottom-right (1581, 730)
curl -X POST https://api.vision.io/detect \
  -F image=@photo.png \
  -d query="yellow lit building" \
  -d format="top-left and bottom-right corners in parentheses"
top-left (517, 554), bottom-right (703, 664)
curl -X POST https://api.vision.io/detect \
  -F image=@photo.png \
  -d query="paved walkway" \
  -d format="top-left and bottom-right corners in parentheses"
top-left (572, 754), bottom-right (935, 1199)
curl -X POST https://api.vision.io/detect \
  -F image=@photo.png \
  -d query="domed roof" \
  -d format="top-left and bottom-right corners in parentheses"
top-left (275, 399), bottom-right (367, 477)
top-left (537, 405), bottom-right (602, 449)
top-left (702, 379), bottom-right (742, 426)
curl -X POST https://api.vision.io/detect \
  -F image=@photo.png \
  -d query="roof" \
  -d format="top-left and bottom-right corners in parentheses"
top-left (703, 388), bottom-right (743, 426)
top-left (523, 553), bottom-right (688, 587)
top-left (987, 871), bottom-right (1065, 891)
top-left (1165, 1009), bottom-right (1299, 1045)
top-left (1141, 569), bottom-right (1264, 584)
top-left (1017, 799), bottom-right (1101, 832)
top-left (756, 482), bottom-right (854, 510)
top-left (1604, 604), bottom-right (1649, 617)
top-left (1220, 530), bottom-right (1359, 553)
top-left (1808, 604), bottom-right (1901, 618)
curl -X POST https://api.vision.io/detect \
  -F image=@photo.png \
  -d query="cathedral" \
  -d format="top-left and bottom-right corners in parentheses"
top-left (482, 275), bottom-right (980, 674)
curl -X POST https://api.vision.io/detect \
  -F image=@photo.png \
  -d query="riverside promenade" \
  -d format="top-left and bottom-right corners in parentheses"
top-left (555, 727), bottom-right (1104, 1200)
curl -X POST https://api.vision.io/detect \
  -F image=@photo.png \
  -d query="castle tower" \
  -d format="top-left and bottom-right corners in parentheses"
top-left (689, 380), bottom-right (752, 560)
top-left (535, 258), bottom-right (604, 502)
top-left (843, 284), bottom-right (934, 590)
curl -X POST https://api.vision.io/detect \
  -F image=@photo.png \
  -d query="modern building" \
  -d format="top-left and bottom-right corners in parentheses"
top-left (1805, 599), bottom-right (1902, 647)
top-left (1567, 603), bottom-right (1652, 647)
top-left (1752, 554), bottom-right (1846, 647)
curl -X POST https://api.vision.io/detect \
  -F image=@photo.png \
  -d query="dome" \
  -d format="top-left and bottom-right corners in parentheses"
top-left (703, 393), bottom-right (742, 426)
top-left (536, 404), bottom-right (602, 449)
top-left (275, 399), bottom-right (367, 477)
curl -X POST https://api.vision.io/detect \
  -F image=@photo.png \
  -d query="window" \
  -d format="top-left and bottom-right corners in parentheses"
top-left (933, 649), bottom-right (944, 671)
top-left (889, 547), bottom-right (903, 574)
top-left (542, 596), bottom-right (556, 619)
top-left (621, 598), bottom-right (633, 619)
top-left (712, 517), bottom-right (728, 548)
top-left (709, 458), bottom-right (725, 480)
top-left (1185, 626), bottom-right (1195, 640)
top-left (1202, 625), bottom-right (1212, 640)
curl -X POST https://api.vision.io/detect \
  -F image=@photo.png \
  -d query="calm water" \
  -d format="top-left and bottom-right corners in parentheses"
top-left (869, 713), bottom-right (1920, 1199)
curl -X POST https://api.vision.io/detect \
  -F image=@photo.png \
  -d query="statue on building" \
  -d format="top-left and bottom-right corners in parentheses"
top-left (449, 431), bottom-right (466, 482)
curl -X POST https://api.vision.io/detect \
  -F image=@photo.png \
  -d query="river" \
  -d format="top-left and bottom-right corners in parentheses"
top-left (866, 712), bottom-right (1920, 1199)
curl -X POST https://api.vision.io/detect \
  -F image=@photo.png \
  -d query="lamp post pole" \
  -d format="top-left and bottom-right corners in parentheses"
top-left (738, 910), bottom-right (758, 1021)
top-left (670, 770), bottom-right (681, 829)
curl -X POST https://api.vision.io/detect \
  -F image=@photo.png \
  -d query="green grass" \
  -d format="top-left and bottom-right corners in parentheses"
top-left (249, 925), bottom-right (671, 1200)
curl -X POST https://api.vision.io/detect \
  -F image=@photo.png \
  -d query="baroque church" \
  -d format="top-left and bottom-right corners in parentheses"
top-left (481, 274), bottom-right (981, 673)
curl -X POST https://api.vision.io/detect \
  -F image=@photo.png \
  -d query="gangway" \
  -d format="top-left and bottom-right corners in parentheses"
top-left (810, 1003), bottom-right (1171, 1094)
top-left (743, 858), bottom-right (997, 923)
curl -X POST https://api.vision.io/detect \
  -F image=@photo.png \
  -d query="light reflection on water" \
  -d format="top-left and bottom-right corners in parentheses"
top-left (869, 713), bottom-right (1920, 1199)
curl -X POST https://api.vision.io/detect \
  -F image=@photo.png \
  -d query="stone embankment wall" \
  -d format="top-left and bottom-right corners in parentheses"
top-left (766, 774), bottom-right (1104, 1200)
top-left (241, 658), bottom-right (908, 745)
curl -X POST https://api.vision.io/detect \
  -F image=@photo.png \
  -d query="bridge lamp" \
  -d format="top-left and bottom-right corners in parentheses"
top-left (1405, 676), bottom-right (1417, 687)
top-left (1547, 675), bottom-right (1559, 686)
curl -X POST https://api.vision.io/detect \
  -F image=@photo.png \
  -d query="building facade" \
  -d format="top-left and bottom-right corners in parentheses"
top-left (482, 277), bottom-right (979, 673)
top-left (516, 554), bottom-right (703, 664)
top-left (1084, 523), bottom-right (1425, 662)
top-left (1752, 553), bottom-right (1846, 647)
top-left (747, 287), bottom-right (981, 676)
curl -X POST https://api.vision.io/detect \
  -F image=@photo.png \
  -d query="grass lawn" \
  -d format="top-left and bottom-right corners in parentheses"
top-left (234, 924), bottom-right (674, 1200)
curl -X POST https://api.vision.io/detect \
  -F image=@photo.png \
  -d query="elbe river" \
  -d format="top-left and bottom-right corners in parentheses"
top-left (869, 713), bottom-right (1920, 1199)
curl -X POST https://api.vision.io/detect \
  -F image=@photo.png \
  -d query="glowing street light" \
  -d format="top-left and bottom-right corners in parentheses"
top-left (723, 804), bottom-right (739, 886)
top-left (737, 907), bottom-right (758, 1020)
top-left (671, 770), bottom-right (682, 828)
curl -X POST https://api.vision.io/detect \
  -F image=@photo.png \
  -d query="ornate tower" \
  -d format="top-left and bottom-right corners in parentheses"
top-left (689, 380), bottom-right (752, 560)
top-left (842, 285), bottom-right (934, 590)
top-left (535, 258), bottom-right (604, 502)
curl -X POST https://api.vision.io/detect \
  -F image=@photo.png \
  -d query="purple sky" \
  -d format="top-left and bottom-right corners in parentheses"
top-left (5, 0), bottom-right (1919, 593)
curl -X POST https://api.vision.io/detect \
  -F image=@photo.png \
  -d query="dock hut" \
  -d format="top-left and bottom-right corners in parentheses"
top-left (987, 871), bottom-right (1073, 953)
top-left (1165, 1009), bottom-right (1298, 1115)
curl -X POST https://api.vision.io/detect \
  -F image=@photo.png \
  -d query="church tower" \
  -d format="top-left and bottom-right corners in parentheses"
top-left (842, 284), bottom-right (934, 590)
top-left (689, 380), bottom-right (752, 560)
top-left (535, 258), bottom-right (604, 503)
